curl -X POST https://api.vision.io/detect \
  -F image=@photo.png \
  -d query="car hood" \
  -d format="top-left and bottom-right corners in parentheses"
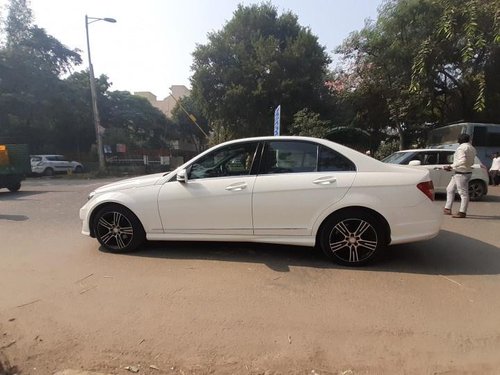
top-left (94, 172), bottom-right (166, 194)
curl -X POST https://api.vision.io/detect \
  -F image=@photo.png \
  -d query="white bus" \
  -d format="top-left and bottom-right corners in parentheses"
top-left (427, 122), bottom-right (500, 169)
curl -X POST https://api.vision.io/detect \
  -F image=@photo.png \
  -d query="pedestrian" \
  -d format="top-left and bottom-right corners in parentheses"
top-left (489, 152), bottom-right (500, 186)
top-left (443, 134), bottom-right (477, 218)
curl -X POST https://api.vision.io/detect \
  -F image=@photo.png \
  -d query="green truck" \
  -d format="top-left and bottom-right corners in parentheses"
top-left (0, 139), bottom-right (31, 192)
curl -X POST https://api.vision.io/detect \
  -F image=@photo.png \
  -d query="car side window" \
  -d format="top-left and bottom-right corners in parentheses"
top-left (188, 142), bottom-right (258, 180)
top-left (259, 141), bottom-right (356, 174)
top-left (422, 152), bottom-right (438, 165)
top-left (318, 146), bottom-right (356, 171)
top-left (438, 152), bottom-right (453, 164)
top-left (260, 141), bottom-right (317, 174)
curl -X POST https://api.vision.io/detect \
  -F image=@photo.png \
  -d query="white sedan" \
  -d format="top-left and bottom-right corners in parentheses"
top-left (80, 136), bottom-right (442, 266)
top-left (382, 148), bottom-right (489, 200)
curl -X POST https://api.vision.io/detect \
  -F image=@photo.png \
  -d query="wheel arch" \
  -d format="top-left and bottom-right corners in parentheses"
top-left (468, 178), bottom-right (487, 200)
top-left (315, 206), bottom-right (391, 247)
top-left (88, 202), bottom-right (144, 238)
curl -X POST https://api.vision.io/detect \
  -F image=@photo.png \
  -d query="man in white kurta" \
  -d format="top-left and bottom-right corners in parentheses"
top-left (443, 134), bottom-right (476, 218)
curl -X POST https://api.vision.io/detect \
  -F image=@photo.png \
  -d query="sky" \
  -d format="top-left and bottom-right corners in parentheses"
top-left (2, 0), bottom-right (383, 99)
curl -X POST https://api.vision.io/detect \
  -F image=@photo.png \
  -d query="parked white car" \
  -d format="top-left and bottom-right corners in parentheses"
top-left (31, 155), bottom-right (84, 176)
top-left (80, 136), bottom-right (442, 266)
top-left (382, 148), bottom-right (489, 200)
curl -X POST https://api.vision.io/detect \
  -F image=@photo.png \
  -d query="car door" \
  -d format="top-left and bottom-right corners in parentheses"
top-left (436, 151), bottom-right (455, 190)
top-left (252, 140), bottom-right (356, 236)
top-left (157, 141), bottom-right (259, 235)
top-left (419, 151), bottom-right (443, 189)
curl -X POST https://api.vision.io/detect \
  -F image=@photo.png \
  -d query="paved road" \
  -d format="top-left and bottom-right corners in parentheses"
top-left (1, 177), bottom-right (499, 374)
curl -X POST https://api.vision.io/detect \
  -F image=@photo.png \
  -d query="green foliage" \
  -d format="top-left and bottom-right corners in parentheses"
top-left (410, 0), bottom-right (500, 115)
top-left (170, 95), bottom-right (209, 151)
top-left (101, 90), bottom-right (172, 150)
top-left (290, 108), bottom-right (331, 138)
top-left (191, 3), bottom-right (332, 141)
top-left (0, 0), bottom-right (171, 159)
top-left (334, 0), bottom-right (500, 151)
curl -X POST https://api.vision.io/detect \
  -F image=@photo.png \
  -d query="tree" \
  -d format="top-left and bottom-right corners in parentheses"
top-left (0, 0), bottom-right (82, 152)
top-left (290, 108), bottom-right (331, 138)
top-left (410, 0), bottom-right (500, 121)
top-left (170, 95), bottom-right (209, 151)
top-left (191, 3), bottom-right (332, 141)
top-left (336, 0), bottom-right (439, 150)
top-left (100, 90), bottom-right (172, 151)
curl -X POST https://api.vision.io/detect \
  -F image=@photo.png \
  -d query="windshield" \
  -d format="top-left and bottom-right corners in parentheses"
top-left (382, 152), bottom-right (411, 164)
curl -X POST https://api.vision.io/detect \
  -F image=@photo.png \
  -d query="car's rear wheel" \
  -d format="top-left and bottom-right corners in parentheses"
top-left (44, 167), bottom-right (54, 176)
top-left (75, 165), bottom-right (83, 173)
top-left (469, 180), bottom-right (486, 201)
top-left (7, 182), bottom-right (21, 192)
top-left (93, 205), bottom-right (145, 252)
top-left (319, 209), bottom-right (386, 266)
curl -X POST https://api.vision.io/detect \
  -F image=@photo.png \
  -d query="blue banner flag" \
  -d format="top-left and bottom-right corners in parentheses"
top-left (273, 105), bottom-right (281, 136)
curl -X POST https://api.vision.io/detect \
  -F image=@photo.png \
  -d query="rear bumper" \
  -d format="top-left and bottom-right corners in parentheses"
top-left (388, 201), bottom-right (443, 245)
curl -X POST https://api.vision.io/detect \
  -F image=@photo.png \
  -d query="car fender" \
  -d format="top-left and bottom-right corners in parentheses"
top-left (85, 185), bottom-right (163, 234)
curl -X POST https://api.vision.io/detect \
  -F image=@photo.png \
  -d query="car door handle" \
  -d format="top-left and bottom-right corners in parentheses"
top-left (313, 176), bottom-right (337, 185)
top-left (225, 182), bottom-right (247, 191)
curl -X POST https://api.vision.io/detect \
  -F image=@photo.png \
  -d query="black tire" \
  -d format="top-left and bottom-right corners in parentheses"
top-left (93, 205), bottom-right (146, 253)
top-left (319, 209), bottom-right (387, 266)
top-left (469, 180), bottom-right (485, 201)
top-left (75, 165), bottom-right (83, 173)
top-left (44, 167), bottom-right (54, 176)
top-left (7, 182), bottom-right (21, 192)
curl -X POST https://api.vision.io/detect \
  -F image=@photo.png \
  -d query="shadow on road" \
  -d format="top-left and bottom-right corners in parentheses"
top-left (0, 214), bottom-right (29, 221)
top-left (0, 190), bottom-right (46, 200)
top-left (102, 229), bottom-right (500, 276)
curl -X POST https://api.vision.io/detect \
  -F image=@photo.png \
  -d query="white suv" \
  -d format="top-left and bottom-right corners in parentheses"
top-left (31, 155), bottom-right (84, 176)
top-left (382, 149), bottom-right (489, 200)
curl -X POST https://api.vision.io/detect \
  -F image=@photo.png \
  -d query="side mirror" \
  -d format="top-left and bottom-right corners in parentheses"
top-left (408, 160), bottom-right (421, 166)
top-left (176, 168), bottom-right (188, 183)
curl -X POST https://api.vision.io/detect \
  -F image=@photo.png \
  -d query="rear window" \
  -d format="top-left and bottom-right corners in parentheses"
top-left (31, 157), bottom-right (42, 162)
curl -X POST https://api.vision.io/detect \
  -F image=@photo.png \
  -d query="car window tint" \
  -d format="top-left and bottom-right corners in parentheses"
top-left (422, 152), bottom-right (438, 165)
top-left (46, 156), bottom-right (57, 161)
top-left (318, 146), bottom-right (356, 171)
top-left (189, 142), bottom-right (258, 180)
top-left (261, 141), bottom-right (317, 174)
top-left (438, 151), bottom-right (453, 164)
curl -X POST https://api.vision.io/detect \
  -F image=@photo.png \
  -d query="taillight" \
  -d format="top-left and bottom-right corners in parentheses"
top-left (417, 181), bottom-right (435, 201)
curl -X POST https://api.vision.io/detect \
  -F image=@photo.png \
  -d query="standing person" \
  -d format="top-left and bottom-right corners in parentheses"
top-left (489, 152), bottom-right (500, 186)
top-left (443, 134), bottom-right (477, 218)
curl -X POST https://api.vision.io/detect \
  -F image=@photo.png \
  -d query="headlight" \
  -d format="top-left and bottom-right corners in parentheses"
top-left (88, 191), bottom-right (96, 200)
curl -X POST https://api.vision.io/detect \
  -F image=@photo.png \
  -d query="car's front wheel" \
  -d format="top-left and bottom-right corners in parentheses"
top-left (469, 180), bottom-right (486, 201)
top-left (319, 210), bottom-right (387, 266)
top-left (93, 205), bottom-right (146, 252)
top-left (43, 167), bottom-right (54, 176)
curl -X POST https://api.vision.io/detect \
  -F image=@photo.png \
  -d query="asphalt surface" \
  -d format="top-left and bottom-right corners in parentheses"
top-left (1, 177), bottom-right (499, 374)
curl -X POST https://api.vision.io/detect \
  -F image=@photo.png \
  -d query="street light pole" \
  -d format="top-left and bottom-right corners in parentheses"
top-left (85, 15), bottom-right (116, 171)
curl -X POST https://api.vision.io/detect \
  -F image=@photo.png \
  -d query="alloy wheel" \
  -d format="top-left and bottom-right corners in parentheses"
top-left (328, 218), bottom-right (378, 263)
top-left (96, 211), bottom-right (134, 250)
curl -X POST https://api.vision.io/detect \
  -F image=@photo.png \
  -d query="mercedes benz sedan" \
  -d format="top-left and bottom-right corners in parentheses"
top-left (80, 136), bottom-right (442, 266)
